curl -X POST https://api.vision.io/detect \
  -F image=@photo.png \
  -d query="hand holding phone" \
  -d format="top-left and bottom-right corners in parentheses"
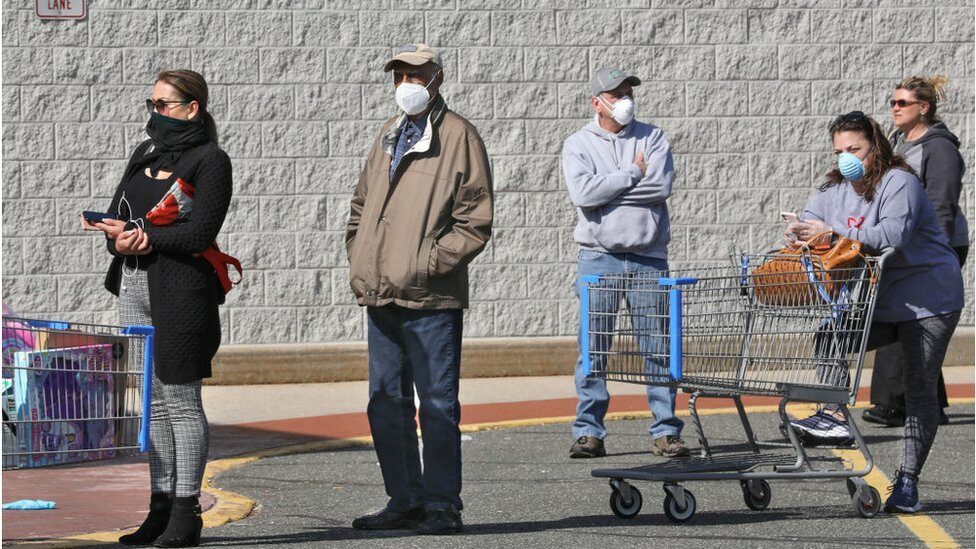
top-left (81, 211), bottom-right (126, 238)
top-left (780, 211), bottom-right (801, 244)
top-left (80, 213), bottom-right (100, 232)
top-left (82, 211), bottom-right (117, 224)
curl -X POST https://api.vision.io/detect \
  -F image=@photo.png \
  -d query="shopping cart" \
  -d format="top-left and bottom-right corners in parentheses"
top-left (579, 250), bottom-right (889, 522)
top-left (2, 317), bottom-right (153, 469)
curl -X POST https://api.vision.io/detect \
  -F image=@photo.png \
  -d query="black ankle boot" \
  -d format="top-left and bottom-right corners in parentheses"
top-left (119, 492), bottom-right (173, 545)
top-left (153, 496), bottom-right (202, 548)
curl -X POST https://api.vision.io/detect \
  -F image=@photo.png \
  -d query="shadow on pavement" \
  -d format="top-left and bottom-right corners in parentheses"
top-left (194, 508), bottom-right (907, 546)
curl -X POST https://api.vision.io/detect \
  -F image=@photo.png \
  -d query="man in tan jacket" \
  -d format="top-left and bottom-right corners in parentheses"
top-left (346, 43), bottom-right (493, 536)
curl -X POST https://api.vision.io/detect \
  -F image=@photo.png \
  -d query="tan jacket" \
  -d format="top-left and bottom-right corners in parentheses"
top-left (346, 97), bottom-right (493, 309)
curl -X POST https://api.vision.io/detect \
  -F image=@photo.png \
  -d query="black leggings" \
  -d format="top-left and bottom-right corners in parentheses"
top-left (817, 312), bottom-right (960, 477)
top-left (868, 245), bottom-right (967, 412)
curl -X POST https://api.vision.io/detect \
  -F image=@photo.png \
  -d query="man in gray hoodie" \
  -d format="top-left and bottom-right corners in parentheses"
top-left (563, 67), bottom-right (687, 459)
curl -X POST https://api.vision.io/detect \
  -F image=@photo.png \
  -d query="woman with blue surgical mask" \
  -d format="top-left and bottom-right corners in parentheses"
top-left (784, 111), bottom-right (963, 514)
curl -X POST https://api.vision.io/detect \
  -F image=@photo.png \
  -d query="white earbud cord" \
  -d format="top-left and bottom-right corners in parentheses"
top-left (118, 192), bottom-right (146, 278)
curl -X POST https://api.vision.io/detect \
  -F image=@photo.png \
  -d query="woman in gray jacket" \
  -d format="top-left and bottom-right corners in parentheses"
top-left (785, 111), bottom-right (963, 514)
top-left (863, 76), bottom-right (968, 428)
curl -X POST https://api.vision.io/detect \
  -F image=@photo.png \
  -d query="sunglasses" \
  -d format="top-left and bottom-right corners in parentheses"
top-left (829, 110), bottom-right (868, 132)
top-left (889, 99), bottom-right (923, 108)
top-left (145, 98), bottom-right (190, 114)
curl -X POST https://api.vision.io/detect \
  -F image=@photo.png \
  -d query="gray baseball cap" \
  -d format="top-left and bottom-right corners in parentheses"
top-left (590, 67), bottom-right (641, 96)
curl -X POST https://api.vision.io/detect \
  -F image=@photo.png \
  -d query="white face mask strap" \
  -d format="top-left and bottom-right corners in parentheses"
top-left (399, 69), bottom-right (441, 99)
top-left (426, 69), bottom-right (442, 90)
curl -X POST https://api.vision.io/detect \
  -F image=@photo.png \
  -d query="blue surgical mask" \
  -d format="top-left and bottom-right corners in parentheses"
top-left (838, 152), bottom-right (865, 181)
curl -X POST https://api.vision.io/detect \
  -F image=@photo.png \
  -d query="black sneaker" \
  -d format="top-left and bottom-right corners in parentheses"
top-left (414, 507), bottom-right (462, 535)
top-left (862, 405), bottom-right (905, 427)
top-left (569, 435), bottom-right (606, 458)
top-left (352, 506), bottom-right (425, 530)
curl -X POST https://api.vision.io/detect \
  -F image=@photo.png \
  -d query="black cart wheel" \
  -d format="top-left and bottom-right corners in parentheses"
top-left (609, 484), bottom-right (643, 519)
top-left (740, 479), bottom-right (772, 511)
top-left (852, 486), bottom-right (882, 518)
top-left (663, 489), bottom-right (696, 523)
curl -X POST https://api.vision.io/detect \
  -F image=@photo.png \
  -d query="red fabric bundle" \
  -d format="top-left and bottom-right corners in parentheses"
top-left (146, 178), bottom-right (242, 294)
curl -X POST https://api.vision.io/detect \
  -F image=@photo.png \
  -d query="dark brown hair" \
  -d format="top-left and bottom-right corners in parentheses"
top-left (155, 69), bottom-right (218, 145)
top-left (821, 111), bottom-right (914, 202)
top-left (896, 75), bottom-right (948, 124)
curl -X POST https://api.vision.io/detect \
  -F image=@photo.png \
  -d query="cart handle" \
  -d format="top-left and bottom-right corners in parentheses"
top-left (123, 325), bottom-right (155, 453)
top-left (27, 320), bottom-right (70, 330)
top-left (578, 275), bottom-right (600, 376)
top-left (658, 278), bottom-right (697, 381)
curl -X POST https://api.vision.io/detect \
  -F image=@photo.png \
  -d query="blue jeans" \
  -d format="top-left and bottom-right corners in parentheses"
top-left (572, 249), bottom-right (684, 440)
top-left (366, 305), bottom-right (463, 512)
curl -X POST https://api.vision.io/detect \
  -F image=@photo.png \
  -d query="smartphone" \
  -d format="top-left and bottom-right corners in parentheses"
top-left (82, 211), bottom-right (118, 224)
top-left (779, 211), bottom-right (799, 224)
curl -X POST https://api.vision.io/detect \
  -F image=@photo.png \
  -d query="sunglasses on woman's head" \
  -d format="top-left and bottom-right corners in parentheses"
top-left (829, 110), bottom-right (871, 133)
top-left (889, 99), bottom-right (922, 108)
top-left (145, 98), bottom-right (190, 114)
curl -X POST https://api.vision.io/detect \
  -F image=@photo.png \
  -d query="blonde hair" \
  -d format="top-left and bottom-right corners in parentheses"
top-left (895, 75), bottom-right (948, 123)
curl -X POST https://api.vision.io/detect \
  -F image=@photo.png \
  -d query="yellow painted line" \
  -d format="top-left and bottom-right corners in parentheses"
top-left (7, 437), bottom-right (376, 549)
top-left (13, 399), bottom-right (972, 548)
top-left (786, 398), bottom-right (974, 549)
top-left (199, 435), bottom-right (376, 528)
top-left (833, 445), bottom-right (961, 549)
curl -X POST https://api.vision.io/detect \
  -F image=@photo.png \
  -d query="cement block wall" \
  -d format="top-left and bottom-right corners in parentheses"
top-left (3, 0), bottom-right (973, 346)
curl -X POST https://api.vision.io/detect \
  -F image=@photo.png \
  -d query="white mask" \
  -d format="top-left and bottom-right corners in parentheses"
top-left (599, 95), bottom-right (635, 126)
top-left (395, 71), bottom-right (440, 115)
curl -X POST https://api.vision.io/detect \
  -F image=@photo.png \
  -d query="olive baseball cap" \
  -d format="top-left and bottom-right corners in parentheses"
top-left (590, 67), bottom-right (641, 96)
top-left (383, 43), bottom-right (442, 72)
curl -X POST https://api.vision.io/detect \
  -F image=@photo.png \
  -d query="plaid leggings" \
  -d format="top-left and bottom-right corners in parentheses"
top-left (119, 268), bottom-right (210, 497)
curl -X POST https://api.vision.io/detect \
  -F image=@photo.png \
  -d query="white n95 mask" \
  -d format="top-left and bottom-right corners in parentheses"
top-left (395, 71), bottom-right (440, 115)
top-left (599, 95), bottom-right (635, 126)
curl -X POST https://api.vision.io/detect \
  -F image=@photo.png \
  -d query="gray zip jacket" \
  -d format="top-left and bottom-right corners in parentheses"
top-left (802, 168), bottom-right (963, 322)
top-left (890, 122), bottom-right (969, 248)
top-left (561, 117), bottom-right (675, 257)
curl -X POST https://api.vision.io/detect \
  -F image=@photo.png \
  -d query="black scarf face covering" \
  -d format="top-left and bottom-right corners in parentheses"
top-left (143, 111), bottom-right (211, 176)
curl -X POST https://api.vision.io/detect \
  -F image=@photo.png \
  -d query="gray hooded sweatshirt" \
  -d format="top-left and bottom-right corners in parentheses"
top-left (802, 168), bottom-right (963, 322)
top-left (562, 117), bottom-right (674, 258)
top-left (890, 122), bottom-right (969, 248)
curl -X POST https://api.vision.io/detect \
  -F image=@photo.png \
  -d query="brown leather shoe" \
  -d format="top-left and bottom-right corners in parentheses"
top-left (569, 435), bottom-right (606, 458)
top-left (651, 435), bottom-right (690, 458)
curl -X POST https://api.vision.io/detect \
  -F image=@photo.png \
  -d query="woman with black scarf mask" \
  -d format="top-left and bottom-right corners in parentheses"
top-left (90, 69), bottom-right (232, 548)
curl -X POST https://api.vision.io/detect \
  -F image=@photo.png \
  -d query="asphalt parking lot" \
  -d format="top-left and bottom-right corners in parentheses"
top-left (192, 403), bottom-right (974, 549)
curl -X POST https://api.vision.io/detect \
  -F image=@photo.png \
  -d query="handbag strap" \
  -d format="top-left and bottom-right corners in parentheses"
top-left (799, 230), bottom-right (835, 252)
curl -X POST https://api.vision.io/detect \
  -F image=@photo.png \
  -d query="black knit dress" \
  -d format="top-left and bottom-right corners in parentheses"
top-left (104, 140), bottom-right (233, 383)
